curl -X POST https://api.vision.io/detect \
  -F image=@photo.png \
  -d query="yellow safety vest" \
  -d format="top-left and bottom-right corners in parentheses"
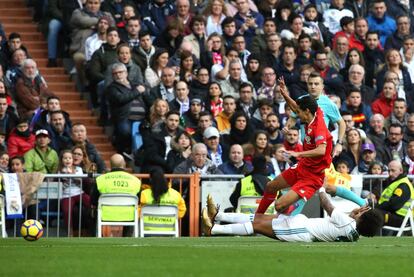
top-left (96, 171), bottom-right (141, 221)
top-left (378, 177), bottom-right (414, 217)
top-left (140, 188), bottom-right (181, 231)
top-left (239, 175), bottom-right (274, 214)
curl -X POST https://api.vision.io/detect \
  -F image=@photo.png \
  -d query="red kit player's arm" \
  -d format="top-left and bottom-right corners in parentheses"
top-left (293, 143), bottom-right (327, 158)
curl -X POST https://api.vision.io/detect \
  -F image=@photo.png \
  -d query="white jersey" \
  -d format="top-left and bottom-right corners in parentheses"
top-left (272, 209), bottom-right (359, 242)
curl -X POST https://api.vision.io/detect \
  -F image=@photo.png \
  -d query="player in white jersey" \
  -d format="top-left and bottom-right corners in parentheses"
top-left (202, 189), bottom-right (384, 242)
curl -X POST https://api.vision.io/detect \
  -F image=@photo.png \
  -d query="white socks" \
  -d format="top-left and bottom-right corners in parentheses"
top-left (215, 212), bottom-right (254, 223)
top-left (211, 222), bottom-right (254, 236)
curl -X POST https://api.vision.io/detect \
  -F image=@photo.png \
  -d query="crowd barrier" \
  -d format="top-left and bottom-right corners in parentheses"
top-left (1, 173), bottom-right (413, 238)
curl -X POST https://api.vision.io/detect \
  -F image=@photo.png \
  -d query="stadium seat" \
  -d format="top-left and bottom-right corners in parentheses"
top-left (236, 196), bottom-right (275, 214)
top-left (0, 195), bottom-right (6, 238)
top-left (97, 194), bottom-right (139, 238)
top-left (139, 205), bottom-right (179, 237)
top-left (382, 201), bottom-right (414, 237)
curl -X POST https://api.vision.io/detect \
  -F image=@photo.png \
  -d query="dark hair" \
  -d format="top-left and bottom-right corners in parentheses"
top-left (221, 16), bottom-right (236, 29)
top-left (166, 110), bottom-right (180, 118)
top-left (296, 95), bottom-right (318, 114)
top-left (341, 110), bottom-right (352, 117)
top-left (47, 95), bottom-right (60, 103)
top-left (139, 30), bottom-right (151, 39)
top-left (356, 209), bottom-right (384, 237)
top-left (149, 48), bottom-right (169, 71)
top-left (127, 16), bottom-right (140, 25)
top-left (149, 167), bottom-right (169, 203)
top-left (340, 16), bottom-right (354, 29)
top-left (106, 26), bottom-right (118, 35)
top-left (366, 31), bottom-right (379, 38)
top-left (50, 110), bottom-right (65, 117)
top-left (345, 85), bottom-right (361, 97)
top-left (239, 82), bottom-right (253, 92)
top-left (298, 33), bottom-right (312, 42)
top-left (8, 32), bottom-right (21, 40)
top-left (199, 111), bottom-right (213, 120)
top-left (389, 122), bottom-right (403, 132)
top-left (190, 15), bottom-right (206, 29)
top-left (345, 48), bottom-right (365, 68)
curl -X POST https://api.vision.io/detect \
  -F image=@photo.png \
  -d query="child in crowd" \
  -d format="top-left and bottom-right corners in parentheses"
top-left (0, 151), bottom-right (9, 172)
top-left (58, 150), bottom-right (90, 236)
top-left (362, 161), bottom-right (385, 201)
top-left (9, 156), bottom-right (25, 173)
top-left (270, 144), bottom-right (290, 176)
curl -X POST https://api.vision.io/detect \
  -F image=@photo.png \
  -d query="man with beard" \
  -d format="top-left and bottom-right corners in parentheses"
top-left (46, 110), bottom-right (72, 153)
top-left (265, 113), bottom-right (283, 145)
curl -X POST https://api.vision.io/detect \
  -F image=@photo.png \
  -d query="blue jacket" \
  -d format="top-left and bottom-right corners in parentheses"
top-left (366, 14), bottom-right (397, 46)
top-left (234, 11), bottom-right (264, 45)
top-left (141, 0), bottom-right (175, 38)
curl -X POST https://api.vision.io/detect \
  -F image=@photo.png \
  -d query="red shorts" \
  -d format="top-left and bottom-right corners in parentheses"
top-left (281, 165), bottom-right (325, 200)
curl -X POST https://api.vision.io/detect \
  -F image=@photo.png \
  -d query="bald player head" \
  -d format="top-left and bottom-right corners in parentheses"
top-left (110, 154), bottom-right (126, 169)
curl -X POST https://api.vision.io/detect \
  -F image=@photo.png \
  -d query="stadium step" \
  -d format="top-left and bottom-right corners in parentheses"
top-left (0, 0), bottom-right (117, 168)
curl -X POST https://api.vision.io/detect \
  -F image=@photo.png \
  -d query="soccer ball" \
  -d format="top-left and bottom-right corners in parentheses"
top-left (20, 219), bottom-right (43, 241)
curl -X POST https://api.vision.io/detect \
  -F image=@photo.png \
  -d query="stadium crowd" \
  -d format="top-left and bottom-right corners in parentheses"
top-left (1, 0), bottom-right (414, 235)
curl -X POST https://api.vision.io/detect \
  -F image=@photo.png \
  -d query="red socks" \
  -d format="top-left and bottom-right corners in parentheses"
top-left (256, 191), bottom-right (277, 214)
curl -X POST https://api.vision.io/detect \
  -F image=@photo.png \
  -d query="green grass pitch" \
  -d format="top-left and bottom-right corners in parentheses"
top-left (1, 237), bottom-right (413, 276)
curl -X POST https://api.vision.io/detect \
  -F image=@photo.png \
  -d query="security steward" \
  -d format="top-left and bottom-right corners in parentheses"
top-left (229, 155), bottom-right (274, 213)
top-left (91, 154), bottom-right (141, 236)
top-left (376, 160), bottom-right (414, 228)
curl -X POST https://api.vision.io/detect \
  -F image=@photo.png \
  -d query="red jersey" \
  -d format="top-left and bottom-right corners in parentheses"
top-left (299, 107), bottom-right (333, 173)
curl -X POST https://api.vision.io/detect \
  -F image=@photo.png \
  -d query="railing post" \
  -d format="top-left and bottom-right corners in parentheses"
top-left (189, 172), bottom-right (200, 237)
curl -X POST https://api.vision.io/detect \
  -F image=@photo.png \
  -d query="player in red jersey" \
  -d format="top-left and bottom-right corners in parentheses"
top-left (256, 78), bottom-right (333, 214)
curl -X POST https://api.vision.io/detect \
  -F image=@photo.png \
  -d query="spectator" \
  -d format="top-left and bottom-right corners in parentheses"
top-left (243, 130), bottom-right (273, 165)
top-left (384, 98), bottom-right (409, 131)
top-left (328, 35), bottom-right (349, 72)
top-left (345, 0), bottom-right (371, 18)
top-left (270, 144), bottom-right (290, 176)
top-left (200, 33), bottom-right (225, 75)
top-left (256, 67), bottom-right (276, 101)
top-left (0, 94), bottom-right (18, 138)
top-left (203, 0), bottom-right (228, 36)
top-left (363, 31), bottom-right (384, 88)
top-left (0, 32), bottom-right (29, 68)
top-left (140, 167), bottom-right (186, 218)
top-left (133, 30), bottom-right (158, 72)
top-left (366, 0), bottom-right (397, 46)
top-left (354, 17), bottom-right (369, 45)
top-left (322, 0), bottom-right (354, 35)
top-left (251, 98), bottom-right (274, 130)
top-left (58, 149), bottom-right (91, 237)
top-left (190, 67), bottom-right (210, 101)
top-left (204, 82), bottom-right (223, 117)
top-left (9, 155), bottom-right (25, 173)
top-left (384, 15), bottom-right (410, 51)
top-left (404, 114), bottom-right (414, 142)
top-left (144, 66), bottom-right (176, 109)
top-left (302, 3), bottom-right (332, 47)
top-left (144, 49), bottom-right (170, 89)
top-left (32, 96), bottom-right (72, 131)
top-left (91, 154), bottom-right (141, 237)
top-left (367, 113), bottom-right (387, 147)
top-left (46, 110), bottom-right (72, 153)
top-left (358, 143), bottom-right (379, 174)
top-left (218, 60), bottom-right (249, 100)
top-left (0, 151), bottom-right (9, 172)
top-left (283, 127), bottom-right (303, 153)
top-left (183, 15), bottom-right (207, 60)
top-left (166, 131), bottom-right (194, 173)
top-left (340, 87), bottom-right (372, 131)
top-left (221, 16), bottom-right (238, 50)
top-left (67, 123), bottom-right (107, 173)
top-left (174, 143), bottom-right (223, 174)
top-left (101, 1), bottom-right (137, 33)
top-left (312, 50), bottom-right (344, 96)
top-left (5, 49), bottom-right (29, 87)
top-left (106, 63), bottom-right (146, 153)
top-left (153, 18), bottom-right (184, 57)
top-left (192, 111), bottom-right (213, 142)
top-left (146, 98), bottom-right (170, 132)
top-left (371, 80), bottom-right (397, 118)
top-left (236, 82), bottom-right (257, 119)
top-left (84, 16), bottom-right (111, 62)
top-left (170, 0), bottom-right (194, 35)
top-left (289, 64), bottom-right (314, 100)
top-left (7, 118), bottom-right (35, 158)
top-left (218, 144), bottom-right (252, 175)
top-left (215, 95), bottom-right (236, 133)
top-left (276, 43), bottom-right (300, 88)
top-left (362, 160), bottom-right (385, 200)
top-left (24, 129), bottom-right (59, 173)
top-left (182, 98), bottom-right (203, 134)
top-left (260, 33), bottom-right (282, 70)
top-left (265, 113), bottom-right (283, 145)
top-left (44, 0), bottom-right (65, 67)
top-left (296, 33), bottom-right (314, 67)
top-left (167, 81), bottom-right (189, 116)
top-left (142, 110), bottom-right (182, 173)
top-left (141, 0), bottom-right (175, 38)
top-left (376, 49), bottom-right (413, 96)
top-left (379, 123), bottom-right (407, 165)
top-left (15, 59), bottom-right (52, 118)
top-left (333, 128), bottom-right (364, 173)
top-left (245, 54), bottom-right (262, 90)
top-left (228, 154), bottom-right (270, 210)
top-left (383, 70), bottom-right (414, 110)
top-left (339, 48), bottom-right (365, 82)
top-left (203, 126), bottom-right (228, 167)
top-left (178, 50), bottom-right (198, 83)
top-left (250, 17), bottom-right (276, 56)
top-left (403, 140), bottom-right (414, 174)
top-left (333, 16), bottom-right (364, 52)
top-left (345, 64), bottom-right (375, 105)
top-left (401, 35), bottom-right (414, 81)
top-left (69, 0), bottom-right (113, 89)
top-left (341, 111), bottom-right (367, 138)
top-left (71, 144), bottom-right (95, 174)
top-left (232, 35), bottom-right (251, 69)
top-left (233, 0), bottom-right (264, 45)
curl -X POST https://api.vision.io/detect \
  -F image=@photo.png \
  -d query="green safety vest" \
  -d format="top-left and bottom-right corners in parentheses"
top-left (96, 171), bottom-right (141, 221)
top-left (378, 177), bottom-right (414, 217)
top-left (239, 175), bottom-right (274, 214)
top-left (141, 188), bottom-right (181, 231)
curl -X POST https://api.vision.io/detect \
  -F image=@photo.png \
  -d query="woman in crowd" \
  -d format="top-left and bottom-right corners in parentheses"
top-left (144, 48), bottom-right (170, 88)
top-left (339, 48), bottom-right (366, 82)
top-left (153, 19), bottom-right (184, 57)
top-left (222, 111), bottom-right (253, 147)
top-left (166, 131), bottom-right (195, 173)
top-left (179, 50), bottom-right (198, 84)
top-left (201, 32), bottom-right (226, 72)
top-left (205, 82), bottom-right (223, 117)
top-left (203, 0), bottom-right (228, 36)
top-left (334, 128), bottom-right (365, 173)
top-left (246, 54), bottom-right (262, 90)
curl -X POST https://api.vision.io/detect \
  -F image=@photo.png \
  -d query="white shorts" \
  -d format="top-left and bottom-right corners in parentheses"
top-left (272, 214), bottom-right (313, 242)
